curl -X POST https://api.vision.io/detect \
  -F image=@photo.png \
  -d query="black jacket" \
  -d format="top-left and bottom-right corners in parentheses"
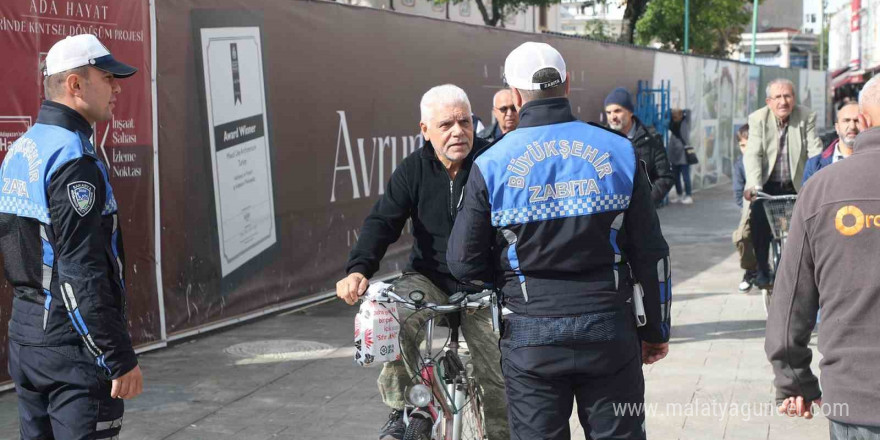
top-left (0, 102), bottom-right (136, 379)
top-left (346, 137), bottom-right (490, 289)
top-left (477, 122), bottom-right (504, 143)
top-left (447, 98), bottom-right (672, 343)
top-left (630, 118), bottom-right (674, 203)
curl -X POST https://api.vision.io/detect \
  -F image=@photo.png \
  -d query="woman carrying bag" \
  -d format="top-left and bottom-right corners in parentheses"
top-left (668, 108), bottom-right (698, 204)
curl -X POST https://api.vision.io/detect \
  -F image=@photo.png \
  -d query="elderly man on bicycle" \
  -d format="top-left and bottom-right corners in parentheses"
top-left (336, 84), bottom-right (508, 440)
top-left (743, 79), bottom-right (823, 288)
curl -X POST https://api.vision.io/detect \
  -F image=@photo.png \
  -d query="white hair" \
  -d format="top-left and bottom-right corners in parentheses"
top-left (493, 88), bottom-right (512, 106)
top-left (859, 76), bottom-right (880, 112)
top-left (420, 84), bottom-right (472, 124)
top-left (765, 78), bottom-right (795, 98)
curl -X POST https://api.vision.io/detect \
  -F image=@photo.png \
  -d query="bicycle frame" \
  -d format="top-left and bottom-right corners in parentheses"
top-left (413, 315), bottom-right (482, 440)
top-left (415, 316), bottom-right (451, 425)
top-left (369, 285), bottom-right (493, 440)
top-left (754, 192), bottom-right (797, 316)
top-left (755, 191), bottom-right (798, 273)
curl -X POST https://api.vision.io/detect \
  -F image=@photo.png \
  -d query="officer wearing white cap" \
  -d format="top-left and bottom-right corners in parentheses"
top-left (0, 34), bottom-right (141, 439)
top-left (448, 42), bottom-right (672, 439)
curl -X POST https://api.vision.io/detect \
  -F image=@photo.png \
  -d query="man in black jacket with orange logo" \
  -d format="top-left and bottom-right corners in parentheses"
top-left (766, 76), bottom-right (880, 438)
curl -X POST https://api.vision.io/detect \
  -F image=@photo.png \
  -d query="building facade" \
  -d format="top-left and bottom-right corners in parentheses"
top-left (734, 0), bottom-right (823, 69)
top-left (828, 0), bottom-right (880, 102)
top-left (336, 0), bottom-right (545, 32)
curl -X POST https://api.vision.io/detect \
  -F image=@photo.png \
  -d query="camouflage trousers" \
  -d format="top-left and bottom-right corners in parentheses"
top-left (377, 272), bottom-right (510, 440)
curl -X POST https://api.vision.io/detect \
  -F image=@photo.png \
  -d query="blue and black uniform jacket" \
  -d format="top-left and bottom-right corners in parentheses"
top-left (447, 98), bottom-right (672, 343)
top-left (0, 101), bottom-right (136, 379)
top-left (802, 140), bottom-right (837, 186)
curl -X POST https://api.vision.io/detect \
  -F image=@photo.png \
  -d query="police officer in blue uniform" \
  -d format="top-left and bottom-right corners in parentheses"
top-left (1, 34), bottom-right (143, 439)
top-left (447, 42), bottom-right (672, 439)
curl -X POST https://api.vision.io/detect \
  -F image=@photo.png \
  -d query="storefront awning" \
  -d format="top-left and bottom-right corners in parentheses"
top-left (831, 70), bottom-right (864, 89)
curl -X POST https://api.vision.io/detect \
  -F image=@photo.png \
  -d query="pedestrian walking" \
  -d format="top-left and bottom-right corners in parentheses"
top-left (667, 108), bottom-right (695, 204)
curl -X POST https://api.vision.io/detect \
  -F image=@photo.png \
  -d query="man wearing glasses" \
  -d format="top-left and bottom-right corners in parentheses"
top-left (478, 89), bottom-right (520, 142)
top-left (743, 78), bottom-right (823, 289)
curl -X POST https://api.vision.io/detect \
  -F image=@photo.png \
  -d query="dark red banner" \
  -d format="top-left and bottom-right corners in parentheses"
top-left (0, 0), bottom-right (159, 382)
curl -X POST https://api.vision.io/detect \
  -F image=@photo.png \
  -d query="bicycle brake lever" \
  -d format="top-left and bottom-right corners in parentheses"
top-left (448, 291), bottom-right (468, 304)
top-left (467, 290), bottom-right (492, 301)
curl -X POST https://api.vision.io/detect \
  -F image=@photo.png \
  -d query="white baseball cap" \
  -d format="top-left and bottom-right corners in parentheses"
top-left (44, 34), bottom-right (137, 78)
top-left (503, 42), bottom-right (567, 91)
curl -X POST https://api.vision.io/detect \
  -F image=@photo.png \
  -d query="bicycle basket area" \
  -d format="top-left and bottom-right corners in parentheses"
top-left (762, 197), bottom-right (797, 240)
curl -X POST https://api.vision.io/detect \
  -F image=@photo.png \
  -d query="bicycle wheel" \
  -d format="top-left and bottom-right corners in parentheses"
top-left (404, 414), bottom-right (433, 440)
top-left (457, 377), bottom-right (487, 440)
top-left (439, 352), bottom-right (487, 440)
top-left (770, 240), bottom-right (782, 274)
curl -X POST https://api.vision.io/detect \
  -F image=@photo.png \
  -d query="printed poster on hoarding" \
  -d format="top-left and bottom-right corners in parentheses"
top-left (199, 26), bottom-right (276, 277)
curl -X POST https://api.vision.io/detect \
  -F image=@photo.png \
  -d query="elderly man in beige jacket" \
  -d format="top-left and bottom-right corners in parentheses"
top-left (743, 78), bottom-right (823, 288)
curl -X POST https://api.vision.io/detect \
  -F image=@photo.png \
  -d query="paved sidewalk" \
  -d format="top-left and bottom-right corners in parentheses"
top-left (0, 184), bottom-right (829, 440)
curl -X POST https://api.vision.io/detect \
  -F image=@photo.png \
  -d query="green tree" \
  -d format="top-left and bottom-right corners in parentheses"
top-left (584, 19), bottom-right (615, 40)
top-left (584, 0), bottom-right (650, 44)
top-left (635, 0), bottom-right (755, 57)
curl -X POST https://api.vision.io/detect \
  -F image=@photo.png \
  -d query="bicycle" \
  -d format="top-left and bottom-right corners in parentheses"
top-left (366, 283), bottom-right (498, 440)
top-left (754, 191), bottom-right (798, 316)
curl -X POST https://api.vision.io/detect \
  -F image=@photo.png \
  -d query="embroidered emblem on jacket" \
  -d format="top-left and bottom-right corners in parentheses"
top-left (67, 181), bottom-right (96, 217)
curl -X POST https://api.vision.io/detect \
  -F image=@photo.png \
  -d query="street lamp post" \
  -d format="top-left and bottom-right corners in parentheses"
top-left (749, 0), bottom-right (759, 63)
top-left (684, 0), bottom-right (690, 53)
top-left (819, 0), bottom-right (826, 70)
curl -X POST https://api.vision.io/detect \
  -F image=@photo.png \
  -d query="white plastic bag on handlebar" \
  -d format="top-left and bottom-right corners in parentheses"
top-left (354, 282), bottom-right (401, 367)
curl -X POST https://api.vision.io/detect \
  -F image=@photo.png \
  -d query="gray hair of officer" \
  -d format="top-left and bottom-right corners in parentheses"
top-left (420, 84), bottom-right (472, 124)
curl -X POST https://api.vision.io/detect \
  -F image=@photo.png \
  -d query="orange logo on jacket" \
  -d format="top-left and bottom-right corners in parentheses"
top-left (835, 205), bottom-right (880, 236)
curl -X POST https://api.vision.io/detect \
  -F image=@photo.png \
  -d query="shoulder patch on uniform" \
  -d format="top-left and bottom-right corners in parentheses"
top-left (587, 122), bottom-right (627, 139)
top-left (67, 181), bottom-right (96, 217)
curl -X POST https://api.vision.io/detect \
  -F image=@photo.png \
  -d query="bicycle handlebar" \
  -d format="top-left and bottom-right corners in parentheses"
top-left (754, 191), bottom-right (798, 201)
top-left (368, 286), bottom-right (495, 313)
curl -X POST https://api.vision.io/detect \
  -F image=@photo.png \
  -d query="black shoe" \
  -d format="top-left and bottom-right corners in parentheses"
top-left (378, 409), bottom-right (405, 440)
top-left (755, 271), bottom-right (772, 289)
